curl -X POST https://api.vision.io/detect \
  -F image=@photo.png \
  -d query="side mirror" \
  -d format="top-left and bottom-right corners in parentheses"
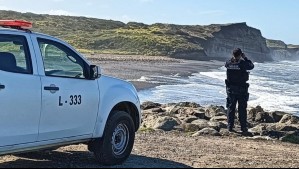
top-left (89, 65), bottom-right (101, 80)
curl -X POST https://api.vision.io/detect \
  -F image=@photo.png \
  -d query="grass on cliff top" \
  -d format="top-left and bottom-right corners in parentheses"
top-left (0, 10), bottom-right (213, 56)
top-left (62, 26), bottom-right (205, 56)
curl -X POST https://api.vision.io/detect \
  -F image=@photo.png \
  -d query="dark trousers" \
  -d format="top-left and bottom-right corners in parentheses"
top-left (227, 93), bottom-right (248, 129)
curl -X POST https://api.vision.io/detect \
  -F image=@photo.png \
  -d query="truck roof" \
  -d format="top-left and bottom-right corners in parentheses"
top-left (0, 27), bottom-right (59, 40)
top-left (0, 20), bottom-right (58, 40)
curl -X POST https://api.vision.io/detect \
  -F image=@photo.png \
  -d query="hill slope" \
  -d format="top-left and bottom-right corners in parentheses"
top-left (1, 10), bottom-right (298, 61)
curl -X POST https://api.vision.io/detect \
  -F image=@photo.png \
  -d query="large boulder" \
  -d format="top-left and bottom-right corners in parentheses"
top-left (169, 107), bottom-right (182, 115)
top-left (249, 123), bottom-right (298, 138)
top-left (269, 111), bottom-right (288, 122)
top-left (254, 112), bottom-right (275, 123)
top-left (205, 105), bottom-right (226, 118)
top-left (192, 128), bottom-right (221, 137)
top-left (247, 106), bottom-right (275, 123)
top-left (153, 117), bottom-right (180, 131)
top-left (181, 123), bottom-right (200, 132)
top-left (183, 117), bottom-right (199, 123)
top-left (171, 107), bottom-right (207, 119)
top-left (248, 106), bottom-right (264, 121)
top-left (274, 124), bottom-right (299, 132)
top-left (175, 102), bottom-right (201, 108)
top-left (141, 102), bottom-right (161, 110)
top-left (208, 121), bottom-right (227, 131)
top-left (210, 115), bottom-right (227, 122)
top-left (279, 114), bottom-right (299, 124)
top-left (249, 124), bottom-right (268, 136)
top-left (141, 115), bottom-right (159, 128)
top-left (191, 119), bottom-right (209, 130)
top-left (151, 108), bottom-right (165, 113)
top-left (190, 110), bottom-right (206, 119)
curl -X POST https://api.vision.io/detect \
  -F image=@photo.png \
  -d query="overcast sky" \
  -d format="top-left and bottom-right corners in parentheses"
top-left (1, 0), bottom-right (298, 44)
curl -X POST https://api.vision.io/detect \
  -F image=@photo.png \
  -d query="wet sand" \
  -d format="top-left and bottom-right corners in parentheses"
top-left (87, 54), bottom-right (223, 91)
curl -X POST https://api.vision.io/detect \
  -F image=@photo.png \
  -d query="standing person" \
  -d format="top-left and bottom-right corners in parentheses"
top-left (225, 48), bottom-right (254, 132)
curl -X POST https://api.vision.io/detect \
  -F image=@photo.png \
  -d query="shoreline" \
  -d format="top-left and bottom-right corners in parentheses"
top-left (88, 54), bottom-right (224, 91)
top-left (88, 54), bottom-right (298, 115)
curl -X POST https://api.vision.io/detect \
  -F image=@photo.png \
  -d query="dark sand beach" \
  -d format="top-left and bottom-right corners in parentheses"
top-left (87, 54), bottom-right (223, 91)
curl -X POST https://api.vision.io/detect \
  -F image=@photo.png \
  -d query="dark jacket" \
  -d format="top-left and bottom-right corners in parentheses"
top-left (225, 57), bottom-right (254, 86)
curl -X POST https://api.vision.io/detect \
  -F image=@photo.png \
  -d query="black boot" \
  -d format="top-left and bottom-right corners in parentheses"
top-left (241, 127), bottom-right (248, 133)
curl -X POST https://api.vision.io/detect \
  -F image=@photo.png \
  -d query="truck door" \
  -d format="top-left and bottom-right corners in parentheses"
top-left (0, 34), bottom-right (41, 146)
top-left (33, 37), bottom-right (99, 141)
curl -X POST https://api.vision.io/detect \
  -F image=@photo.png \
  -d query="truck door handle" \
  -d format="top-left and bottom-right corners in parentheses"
top-left (0, 84), bottom-right (5, 89)
top-left (44, 86), bottom-right (59, 91)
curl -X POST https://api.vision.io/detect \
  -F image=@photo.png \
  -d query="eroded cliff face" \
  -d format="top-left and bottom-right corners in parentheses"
top-left (267, 39), bottom-right (299, 61)
top-left (171, 23), bottom-right (273, 62)
top-left (203, 23), bottom-right (272, 62)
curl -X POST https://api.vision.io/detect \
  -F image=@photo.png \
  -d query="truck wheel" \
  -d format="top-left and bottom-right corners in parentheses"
top-left (93, 111), bottom-right (135, 166)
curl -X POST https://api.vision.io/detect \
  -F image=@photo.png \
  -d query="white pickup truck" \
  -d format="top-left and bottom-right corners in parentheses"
top-left (0, 20), bottom-right (141, 165)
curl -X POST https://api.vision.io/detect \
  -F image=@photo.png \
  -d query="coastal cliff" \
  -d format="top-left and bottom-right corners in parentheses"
top-left (0, 10), bottom-right (298, 62)
top-left (267, 39), bottom-right (299, 61)
top-left (171, 23), bottom-right (272, 62)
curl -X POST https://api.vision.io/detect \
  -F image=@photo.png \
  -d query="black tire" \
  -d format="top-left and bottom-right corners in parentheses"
top-left (92, 111), bottom-right (135, 166)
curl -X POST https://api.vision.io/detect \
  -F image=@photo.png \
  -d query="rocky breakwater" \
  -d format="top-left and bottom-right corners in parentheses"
top-left (141, 102), bottom-right (299, 144)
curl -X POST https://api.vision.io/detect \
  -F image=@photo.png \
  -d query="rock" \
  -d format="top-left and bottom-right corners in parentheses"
top-left (162, 103), bottom-right (176, 108)
top-left (183, 117), bottom-right (199, 123)
top-left (267, 131), bottom-right (286, 139)
top-left (191, 119), bottom-right (209, 130)
top-left (153, 117), bottom-right (180, 131)
top-left (169, 107), bottom-right (182, 115)
top-left (141, 102), bottom-right (161, 110)
top-left (254, 112), bottom-right (275, 123)
top-left (270, 111), bottom-right (288, 122)
top-left (275, 124), bottom-right (299, 132)
top-left (208, 121), bottom-right (227, 131)
top-left (249, 123), bottom-right (298, 138)
top-left (190, 110), bottom-right (206, 119)
top-left (181, 123), bottom-right (200, 132)
top-left (176, 108), bottom-right (204, 116)
top-left (176, 102), bottom-right (201, 108)
top-left (173, 126), bottom-right (184, 132)
top-left (151, 108), bottom-right (165, 113)
top-left (248, 106), bottom-right (264, 121)
top-left (178, 108), bottom-right (194, 115)
top-left (192, 128), bottom-right (221, 137)
top-left (141, 115), bottom-right (160, 128)
top-left (210, 115), bottom-right (227, 122)
top-left (205, 106), bottom-right (226, 118)
top-left (279, 114), bottom-right (299, 124)
top-left (249, 124), bottom-right (268, 136)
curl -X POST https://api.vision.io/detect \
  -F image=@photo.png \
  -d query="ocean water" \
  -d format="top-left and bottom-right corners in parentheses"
top-left (138, 60), bottom-right (299, 115)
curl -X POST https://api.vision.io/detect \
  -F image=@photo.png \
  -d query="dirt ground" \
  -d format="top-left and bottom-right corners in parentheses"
top-left (1, 131), bottom-right (299, 168)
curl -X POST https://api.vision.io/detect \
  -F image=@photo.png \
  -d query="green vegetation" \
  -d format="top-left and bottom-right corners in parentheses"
top-left (266, 39), bottom-right (287, 49)
top-left (0, 10), bottom-right (212, 56)
top-left (287, 44), bottom-right (299, 49)
top-left (281, 134), bottom-right (299, 144)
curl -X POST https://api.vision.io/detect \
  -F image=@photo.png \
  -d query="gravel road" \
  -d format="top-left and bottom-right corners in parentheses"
top-left (1, 131), bottom-right (299, 168)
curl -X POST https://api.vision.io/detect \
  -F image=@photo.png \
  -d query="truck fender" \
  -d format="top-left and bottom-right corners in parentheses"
top-left (92, 84), bottom-right (140, 138)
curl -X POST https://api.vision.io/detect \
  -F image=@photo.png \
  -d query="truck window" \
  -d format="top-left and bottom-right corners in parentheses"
top-left (37, 38), bottom-right (86, 79)
top-left (0, 35), bottom-right (32, 74)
